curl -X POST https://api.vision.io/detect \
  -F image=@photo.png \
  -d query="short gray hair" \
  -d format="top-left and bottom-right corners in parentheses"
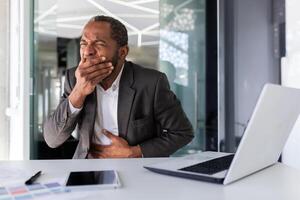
top-left (89, 15), bottom-right (128, 47)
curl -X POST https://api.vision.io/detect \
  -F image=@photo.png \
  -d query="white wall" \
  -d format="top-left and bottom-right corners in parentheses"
top-left (0, 0), bottom-right (10, 160)
top-left (282, 0), bottom-right (300, 169)
top-left (1, 0), bottom-right (31, 160)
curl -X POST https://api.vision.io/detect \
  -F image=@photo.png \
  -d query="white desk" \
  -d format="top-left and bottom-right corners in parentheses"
top-left (1, 158), bottom-right (300, 200)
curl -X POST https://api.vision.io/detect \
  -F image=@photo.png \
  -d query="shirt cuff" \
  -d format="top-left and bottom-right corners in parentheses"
top-left (68, 99), bottom-right (83, 114)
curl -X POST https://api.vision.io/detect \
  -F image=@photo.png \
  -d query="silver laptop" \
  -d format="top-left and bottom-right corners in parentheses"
top-left (144, 84), bottom-right (300, 185)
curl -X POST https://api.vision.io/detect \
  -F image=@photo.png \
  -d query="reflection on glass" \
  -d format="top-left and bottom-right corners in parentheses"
top-left (160, 30), bottom-right (188, 86)
top-left (159, 0), bottom-right (206, 155)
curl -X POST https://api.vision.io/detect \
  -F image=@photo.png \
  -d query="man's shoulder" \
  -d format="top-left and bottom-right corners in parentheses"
top-left (127, 61), bottom-right (164, 79)
top-left (63, 67), bottom-right (77, 88)
top-left (65, 67), bottom-right (77, 77)
top-left (65, 67), bottom-right (77, 82)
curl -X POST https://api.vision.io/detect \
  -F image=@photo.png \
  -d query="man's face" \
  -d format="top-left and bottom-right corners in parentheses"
top-left (80, 21), bottom-right (119, 66)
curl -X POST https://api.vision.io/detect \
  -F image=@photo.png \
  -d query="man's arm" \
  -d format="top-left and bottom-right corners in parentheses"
top-left (43, 57), bottom-right (114, 148)
top-left (43, 69), bottom-right (80, 148)
top-left (139, 73), bottom-right (194, 157)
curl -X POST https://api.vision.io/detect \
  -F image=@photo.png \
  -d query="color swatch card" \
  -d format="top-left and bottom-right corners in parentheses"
top-left (0, 182), bottom-right (70, 200)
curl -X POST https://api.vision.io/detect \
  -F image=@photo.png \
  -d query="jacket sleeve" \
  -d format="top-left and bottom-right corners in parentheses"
top-left (43, 69), bottom-right (80, 148)
top-left (139, 73), bottom-right (194, 157)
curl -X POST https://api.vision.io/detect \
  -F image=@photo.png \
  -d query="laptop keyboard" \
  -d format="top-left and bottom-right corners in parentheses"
top-left (179, 154), bottom-right (235, 175)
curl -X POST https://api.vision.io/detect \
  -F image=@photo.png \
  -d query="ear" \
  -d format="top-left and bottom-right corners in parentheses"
top-left (118, 45), bottom-right (129, 60)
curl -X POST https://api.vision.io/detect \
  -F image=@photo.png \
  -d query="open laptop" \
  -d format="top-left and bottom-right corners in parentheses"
top-left (144, 84), bottom-right (300, 185)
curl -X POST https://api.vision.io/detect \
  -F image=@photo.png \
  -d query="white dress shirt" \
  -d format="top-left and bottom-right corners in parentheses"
top-left (69, 65), bottom-right (124, 145)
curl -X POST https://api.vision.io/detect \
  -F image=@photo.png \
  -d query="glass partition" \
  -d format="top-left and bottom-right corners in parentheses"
top-left (32, 0), bottom-right (214, 159)
top-left (159, 0), bottom-right (207, 155)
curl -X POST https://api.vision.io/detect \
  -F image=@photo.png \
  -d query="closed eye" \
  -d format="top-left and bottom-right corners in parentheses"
top-left (95, 41), bottom-right (106, 47)
top-left (80, 41), bottom-right (87, 46)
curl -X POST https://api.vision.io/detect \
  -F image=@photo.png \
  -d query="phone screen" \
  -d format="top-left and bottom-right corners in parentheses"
top-left (66, 170), bottom-right (119, 186)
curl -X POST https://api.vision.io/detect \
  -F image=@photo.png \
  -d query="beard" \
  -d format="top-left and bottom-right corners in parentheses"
top-left (100, 50), bottom-right (120, 84)
top-left (111, 49), bottom-right (119, 67)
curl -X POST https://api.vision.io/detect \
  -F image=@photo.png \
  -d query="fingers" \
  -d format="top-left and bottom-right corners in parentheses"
top-left (84, 66), bottom-right (113, 81)
top-left (77, 57), bottom-right (113, 82)
top-left (76, 64), bottom-right (113, 85)
top-left (102, 129), bottom-right (118, 141)
top-left (90, 143), bottom-right (100, 152)
top-left (89, 71), bottom-right (111, 85)
top-left (79, 56), bottom-right (106, 69)
top-left (89, 144), bottom-right (112, 159)
top-left (88, 141), bottom-right (131, 158)
top-left (90, 142), bottom-right (108, 152)
top-left (89, 151), bottom-right (106, 159)
top-left (91, 149), bottom-right (120, 159)
top-left (76, 56), bottom-right (116, 87)
top-left (83, 62), bottom-right (113, 74)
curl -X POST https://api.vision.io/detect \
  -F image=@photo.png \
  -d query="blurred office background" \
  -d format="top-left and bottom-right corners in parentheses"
top-left (1, 0), bottom-right (300, 169)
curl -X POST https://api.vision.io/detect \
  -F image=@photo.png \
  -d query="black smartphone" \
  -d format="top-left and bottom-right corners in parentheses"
top-left (65, 170), bottom-right (121, 189)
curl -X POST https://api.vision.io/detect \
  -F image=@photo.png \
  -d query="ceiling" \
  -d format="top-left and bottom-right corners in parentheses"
top-left (35, 0), bottom-right (159, 46)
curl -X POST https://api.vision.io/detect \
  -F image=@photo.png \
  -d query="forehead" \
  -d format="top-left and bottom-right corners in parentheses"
top-left (81, 21), bottom-right (112, 41)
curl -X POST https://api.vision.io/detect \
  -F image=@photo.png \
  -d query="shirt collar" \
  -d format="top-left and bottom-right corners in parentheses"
top-left (112, 63), bottom-right (124, 91)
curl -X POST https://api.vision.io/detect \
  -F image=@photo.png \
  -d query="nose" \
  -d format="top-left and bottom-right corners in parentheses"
top-left (83, 44), bottom-right (96, 58)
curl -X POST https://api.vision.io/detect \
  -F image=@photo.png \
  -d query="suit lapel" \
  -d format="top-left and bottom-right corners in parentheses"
top-left (81, 90), bottom-right (97, 147)
top-left (118, 61), bottom-right (136, 138)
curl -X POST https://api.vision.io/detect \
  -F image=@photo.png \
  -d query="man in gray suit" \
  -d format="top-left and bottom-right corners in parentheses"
top-left (44, 15), bottom-right (194, 159)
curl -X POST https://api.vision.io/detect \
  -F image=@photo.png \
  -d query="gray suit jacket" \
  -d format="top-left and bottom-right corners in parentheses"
top-left (43, 61), bottom-right (194, 159)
